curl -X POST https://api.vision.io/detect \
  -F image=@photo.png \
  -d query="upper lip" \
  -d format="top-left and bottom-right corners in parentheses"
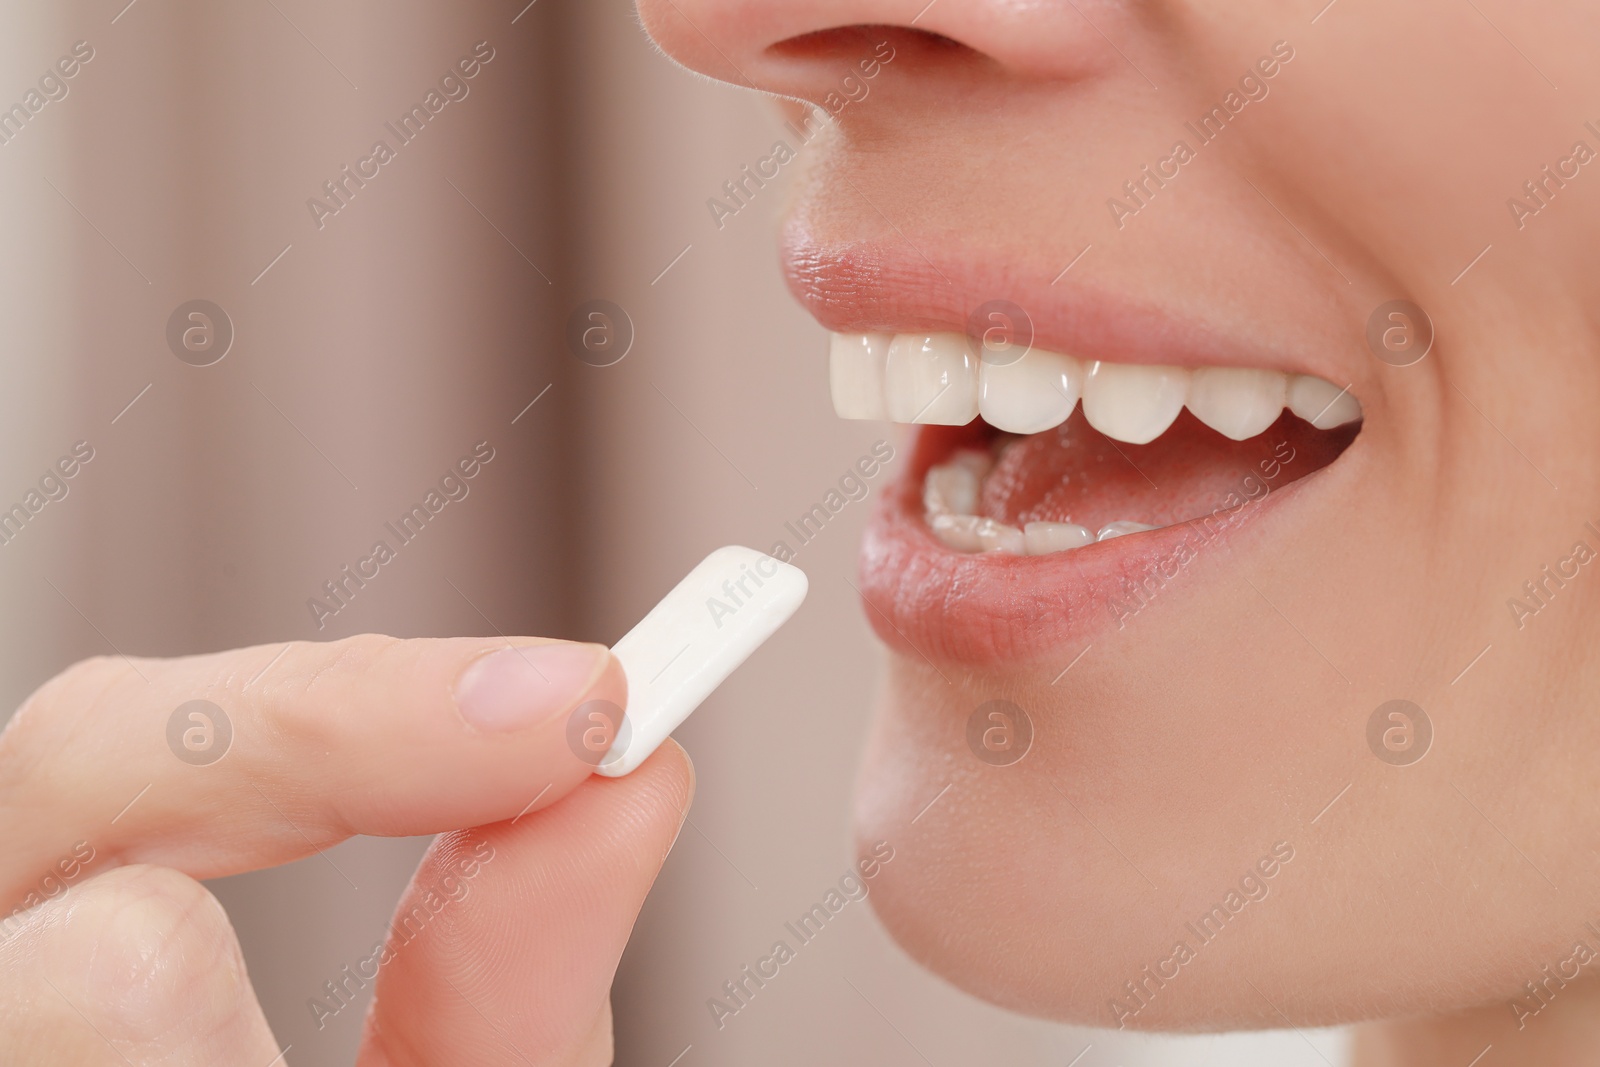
top-left (780, 225), bottom-right (1359, 389)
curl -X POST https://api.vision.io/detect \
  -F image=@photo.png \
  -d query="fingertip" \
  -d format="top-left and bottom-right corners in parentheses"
top-left (654, 738), bottom-right (695, 865)
top-left (668, 737), bottom-right (696, 812)
top-left (12, 865), bottom-right (281, 1064)
top-left (628, 737), bottom-right (696, 826)
top-left (362, 732), bottom-right (696, 1064)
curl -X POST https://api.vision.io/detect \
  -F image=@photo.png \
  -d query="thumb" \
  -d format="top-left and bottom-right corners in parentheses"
top-left (356, 740), bottom-right (695, 1067)
top-left (0, 865), bottom-right (282, 1066)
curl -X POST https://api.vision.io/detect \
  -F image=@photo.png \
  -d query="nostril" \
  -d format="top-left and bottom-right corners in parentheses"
top-left (765, 23), bottom-right (980, 67)
top-left (641, 0), bottom-right (1108, 94)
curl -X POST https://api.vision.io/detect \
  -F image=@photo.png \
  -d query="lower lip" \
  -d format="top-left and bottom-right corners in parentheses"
top-left (857, 424), bottom-right (1326, 667)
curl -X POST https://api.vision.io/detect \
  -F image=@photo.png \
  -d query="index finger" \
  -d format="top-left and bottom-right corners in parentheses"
top-left (0, 634), bottom-right (624, 907)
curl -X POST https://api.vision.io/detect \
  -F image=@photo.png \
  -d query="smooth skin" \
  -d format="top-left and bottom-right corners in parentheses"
top-left (635, 0), bottom-right (1600, 1064)
top-left (0, 636), bottom-right (692, 1065)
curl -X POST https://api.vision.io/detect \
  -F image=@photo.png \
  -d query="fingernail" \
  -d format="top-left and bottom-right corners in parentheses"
top-left (454, 643), bottom-right (609, 732)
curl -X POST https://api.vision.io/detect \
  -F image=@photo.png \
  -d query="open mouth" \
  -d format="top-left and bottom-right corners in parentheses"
top-left (829, 330), bottom-right (1362, 664)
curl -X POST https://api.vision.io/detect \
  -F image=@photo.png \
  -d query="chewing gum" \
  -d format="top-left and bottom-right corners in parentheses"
top-left (596, 546), bottom-right (808, 776)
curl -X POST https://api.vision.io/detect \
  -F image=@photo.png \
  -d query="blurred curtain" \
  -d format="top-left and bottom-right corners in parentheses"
top-left (2, 1), bottom-right (576, 1063)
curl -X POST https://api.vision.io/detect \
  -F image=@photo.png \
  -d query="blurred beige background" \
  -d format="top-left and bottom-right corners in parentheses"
top-left (0, 1), bottom-right (1346, 1063)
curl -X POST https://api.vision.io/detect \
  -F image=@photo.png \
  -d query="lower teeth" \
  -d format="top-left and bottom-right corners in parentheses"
top-left (1023, 521), bottom-right (1094, 554)
top-left (924, 450), bottom-right (1162, 556)
top-left (1095, 521), bottom-right (1161, 541)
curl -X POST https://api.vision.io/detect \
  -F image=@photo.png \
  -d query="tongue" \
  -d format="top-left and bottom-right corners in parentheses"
top-left (977, 409), bottom-right (1356, 532)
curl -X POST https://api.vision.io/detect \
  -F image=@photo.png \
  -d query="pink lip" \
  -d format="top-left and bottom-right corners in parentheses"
top-left (780, 225), bottom-right (1357, 384)
top-left (857, 423), bottom-right (1329, 666)
top-left (781, 228), bottom-right (1361, 667)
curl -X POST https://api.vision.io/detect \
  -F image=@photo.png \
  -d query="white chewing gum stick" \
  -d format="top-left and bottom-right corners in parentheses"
top-left (596, 545), bottom-right (808, 777)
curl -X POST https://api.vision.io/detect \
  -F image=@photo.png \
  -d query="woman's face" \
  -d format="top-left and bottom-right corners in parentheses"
top-left (638, 0), bottom-right (1600, 1030)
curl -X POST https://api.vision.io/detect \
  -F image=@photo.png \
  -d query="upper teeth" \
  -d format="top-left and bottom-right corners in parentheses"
top-left (829, 331), bottom-right (1361, 441)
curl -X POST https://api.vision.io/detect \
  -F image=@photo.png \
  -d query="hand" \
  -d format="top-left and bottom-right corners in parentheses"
top-left (0, 634), bottom-right (693, 1065)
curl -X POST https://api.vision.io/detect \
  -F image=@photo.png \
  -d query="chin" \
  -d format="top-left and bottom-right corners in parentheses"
top-left (849, 648), bottom-right (1365, 1032)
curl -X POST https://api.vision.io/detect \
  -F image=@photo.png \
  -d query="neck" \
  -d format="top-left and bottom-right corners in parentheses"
top-left (1352, 977), bottom-right (1600, 1067)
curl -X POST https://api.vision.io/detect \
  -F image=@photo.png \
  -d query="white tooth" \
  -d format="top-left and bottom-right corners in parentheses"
top-left (1023, 521), bottom-right (1094, 555)
top-left (975, 518), bottom-right (1025, 554)
top-left (1097, 521), bottom-right (1160, 541)
top-left (1186, 367), bottom-right (1287, 441)
top-left (948, 448), bottom-right (994, 480)
top-left (1287, 375), bottom-right (1362, 429)
top-left (1082, 361), bottom-right (1190, 444)
top-left (929, 513), bottom-right (984, 552)
top-left (978, 348), bottom-right (1084, 434)
top-left (923, 457), bottom-right (984, 516)
top-left (829, 332), bottom-right (892, 420)
top-left (885, 333), bottom-right (980, 425)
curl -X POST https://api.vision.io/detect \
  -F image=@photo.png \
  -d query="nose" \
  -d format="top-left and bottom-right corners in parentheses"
top-left (636, 0), bottom-right (1126, 100)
